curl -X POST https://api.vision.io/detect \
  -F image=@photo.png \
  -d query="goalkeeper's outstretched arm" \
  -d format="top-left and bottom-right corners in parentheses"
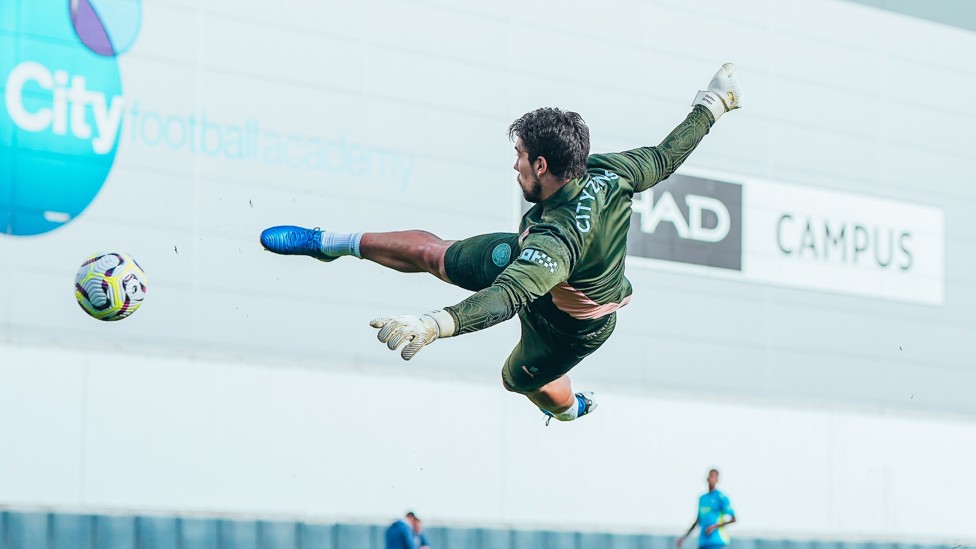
top-left (589, 63), bottom-right (743, 193)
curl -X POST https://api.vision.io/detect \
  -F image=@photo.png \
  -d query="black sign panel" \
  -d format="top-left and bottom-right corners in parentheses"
top-left (627, 174), bottom-right (742, 270)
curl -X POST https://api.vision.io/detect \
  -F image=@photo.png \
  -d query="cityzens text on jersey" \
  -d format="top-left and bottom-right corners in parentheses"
top-left (575, 170), bottom-right (618, 233)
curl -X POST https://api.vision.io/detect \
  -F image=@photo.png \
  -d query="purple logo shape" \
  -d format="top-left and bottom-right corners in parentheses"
top-left (70, 0), bottom-right (142, 57)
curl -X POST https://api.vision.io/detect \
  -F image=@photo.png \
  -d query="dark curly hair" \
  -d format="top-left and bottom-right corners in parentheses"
top-left (508, 108), bottom-right (590, 180)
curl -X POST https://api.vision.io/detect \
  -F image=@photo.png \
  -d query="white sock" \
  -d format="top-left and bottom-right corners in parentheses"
top-left (320, 231), bottom-right (363, 258)
top-left (551, 396), bottom-right (580, 422)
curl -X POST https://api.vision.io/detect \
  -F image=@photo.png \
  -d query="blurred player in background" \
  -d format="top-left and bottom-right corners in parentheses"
top-left (261, 64), bottom-right (742, 423)
top-left (677, 469), bottom-right (737, 549)
top-left (385, 512), bottom-right (423, 549)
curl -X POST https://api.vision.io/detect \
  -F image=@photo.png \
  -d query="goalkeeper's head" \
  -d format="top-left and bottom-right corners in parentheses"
top-left (509, 108), bottom-right (590, 203)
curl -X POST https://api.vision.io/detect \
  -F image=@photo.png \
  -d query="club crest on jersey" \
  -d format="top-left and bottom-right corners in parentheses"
top-left (491, 243), bottom-right (512, 267)
top-left (519, 248), bottom-right (557, 273)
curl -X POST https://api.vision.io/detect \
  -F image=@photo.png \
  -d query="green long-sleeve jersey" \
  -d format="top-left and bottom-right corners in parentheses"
top-left (445, 105), bottom-right (715, 335)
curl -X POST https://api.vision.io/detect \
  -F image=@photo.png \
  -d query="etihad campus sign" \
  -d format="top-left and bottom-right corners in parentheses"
top-left (627, 172), bottom-right (944, 306)
top-left (1, 0), bottom-right (140, 236)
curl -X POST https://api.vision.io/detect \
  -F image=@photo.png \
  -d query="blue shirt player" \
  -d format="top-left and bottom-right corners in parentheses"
top-left (677, 469), bottom-right (736, 549)
top-left (386, 512), bottom-right (422, 549)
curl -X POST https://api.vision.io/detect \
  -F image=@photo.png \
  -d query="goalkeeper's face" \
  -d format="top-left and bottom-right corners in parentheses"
top-left (514, 138), bottom-right (544, 203)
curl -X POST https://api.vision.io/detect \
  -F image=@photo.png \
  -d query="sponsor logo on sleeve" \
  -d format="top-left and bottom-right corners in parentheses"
top-left (518, 248), bottom-right (558, 274)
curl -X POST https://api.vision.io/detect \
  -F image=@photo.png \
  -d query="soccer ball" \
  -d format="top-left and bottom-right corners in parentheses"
top-left (74, 252), bottom-right (148, 321)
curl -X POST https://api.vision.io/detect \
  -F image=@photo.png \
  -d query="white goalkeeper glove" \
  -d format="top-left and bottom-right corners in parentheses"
top-left (693, 62), bottom-right (743, 122)
top-left (369, 309), bottom-right (456, 361)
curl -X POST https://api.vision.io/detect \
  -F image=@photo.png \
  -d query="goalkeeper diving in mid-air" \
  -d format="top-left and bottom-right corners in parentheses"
top-left (261, 64), bottom-right (743, 423)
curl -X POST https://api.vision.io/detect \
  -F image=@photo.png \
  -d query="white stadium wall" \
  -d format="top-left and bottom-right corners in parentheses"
top-left (1, 0), bottom-right (974, 544)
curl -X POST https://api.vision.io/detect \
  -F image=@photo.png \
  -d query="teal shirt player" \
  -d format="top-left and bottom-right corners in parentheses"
top-left (698, 489), bottom-right (735, 547)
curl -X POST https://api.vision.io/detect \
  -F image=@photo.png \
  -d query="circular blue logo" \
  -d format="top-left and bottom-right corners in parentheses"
top-left (1, 0), bottom-right (133, 236)
top-left (491, 243), bottom-right (512, 267)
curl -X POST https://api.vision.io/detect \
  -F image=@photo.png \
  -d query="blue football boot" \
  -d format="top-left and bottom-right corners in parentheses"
top-left (576, 392), bottom-right (597, 418)
top-left (260, 226), bottom-right (337, 262)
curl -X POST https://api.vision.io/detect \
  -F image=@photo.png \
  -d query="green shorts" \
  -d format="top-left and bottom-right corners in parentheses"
top-left (443, 232), bottom-right (519, 292)
top-left (444, 232), bottom-right (616, 392)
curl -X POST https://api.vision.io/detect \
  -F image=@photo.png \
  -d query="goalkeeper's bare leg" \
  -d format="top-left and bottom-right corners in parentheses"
top-left (360, 232), bottom-right (454, 283)
top-left (515, 376), bottom-right (596, 423)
